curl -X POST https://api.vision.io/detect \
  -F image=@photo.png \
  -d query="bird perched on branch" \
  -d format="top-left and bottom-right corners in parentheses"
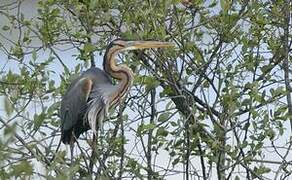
top-left (60, 39), bottom-right (173, 144)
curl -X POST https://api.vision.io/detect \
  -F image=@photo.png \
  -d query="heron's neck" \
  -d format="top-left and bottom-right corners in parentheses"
top-left (103, 48), bottom-right (134, 106)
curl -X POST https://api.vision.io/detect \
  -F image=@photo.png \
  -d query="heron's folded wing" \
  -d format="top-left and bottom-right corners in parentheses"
top-left (85, 83), bottom-right (118, 134)
top-left (60, 77), bottom-right (93, 132)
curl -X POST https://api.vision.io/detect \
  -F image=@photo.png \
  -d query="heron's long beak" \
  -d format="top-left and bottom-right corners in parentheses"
top-left (123, 41), bottom-right (174, 51)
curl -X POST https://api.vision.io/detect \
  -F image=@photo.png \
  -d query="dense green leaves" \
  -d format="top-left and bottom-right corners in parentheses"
top-left (9, 160), bottom-right (33, 177)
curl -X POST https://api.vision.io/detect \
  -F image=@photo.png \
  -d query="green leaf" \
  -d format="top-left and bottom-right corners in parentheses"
top-left (4, 123), bottom-right (16, 136)
top-left (270, 87), bottom-right (285, 97)
top-left (156, 127), bottom-right (168, 137)
top-left (160, 86), bottom-right (174, 97)
top-left (83, 43), bottom-right (96, 54)
top-left (2, 25), bottom-right (10, 31)
top-left (169, 151), bottom-right (176, 157)
top-left (4, 96), bottom-right (13, 117)
top-left (158, 113), bottom-right (170, 122)
top-left (10, 160), bottom-right (33, 176)
top-left (11, 44), bottom-right (24, 59)
top-left (170, 121), bottom-right (177, 127)
top-left (33, 113), bottom-right (46, 131)
top-left (137, 123), bottom-right (156, 135)
top-left (266, 129), bottom-right (275, 140)
top-left (32, 49), bottom-right (37, 61)
top-left (144, 76), bottom-right (160, 91)
top-left (220, 0), bottom-right (231, 14)
top-left (22, 36), bottom-right (30, 43)
top-left (254, 165), bottom-right (271, 175)
top-left (127, 158), bottom-right (138, 170)
top-left (172, 157), bottom-right (180, 166)
top-left (166, 101), bottom-right (173, 109)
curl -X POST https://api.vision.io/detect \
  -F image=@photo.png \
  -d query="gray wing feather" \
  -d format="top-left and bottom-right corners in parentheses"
top-left (60, 77), bottom-right (90, 131)
top-left (60, 67), bottom-right (116, 135)
top-left (86, 84), bottom-right (118, 134)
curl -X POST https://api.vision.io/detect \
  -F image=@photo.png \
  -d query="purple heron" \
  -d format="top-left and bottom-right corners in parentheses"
top-left (60, 39), bottom-right (173, 144)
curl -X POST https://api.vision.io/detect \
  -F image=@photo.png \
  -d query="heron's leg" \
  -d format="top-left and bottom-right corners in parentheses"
top-left (70, 143), bottom-right (74, 166)
top-left (89, 133), bottom-right (97, 173)
top-left (70, 132), bottom-right (76, 166)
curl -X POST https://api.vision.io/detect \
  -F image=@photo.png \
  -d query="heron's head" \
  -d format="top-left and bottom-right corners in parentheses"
top-left (103, 39), bottom-right (174, 70)
top-left (109, 39), bottom-right (174, 52)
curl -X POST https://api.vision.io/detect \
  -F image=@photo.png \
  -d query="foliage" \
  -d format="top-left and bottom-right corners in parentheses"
top-left (0, 0), bottom-right (291, 179)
